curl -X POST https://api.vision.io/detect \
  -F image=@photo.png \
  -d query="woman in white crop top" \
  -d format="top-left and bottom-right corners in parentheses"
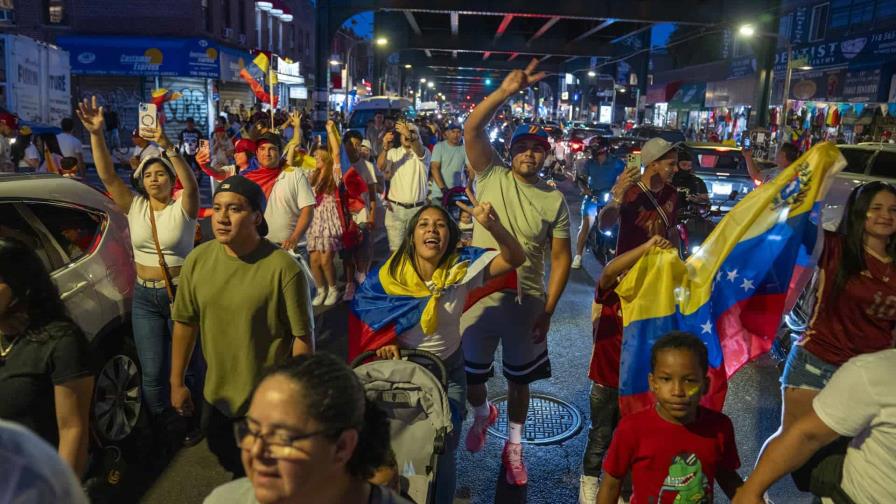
top-left (78, 97), bottom-right (202, 430)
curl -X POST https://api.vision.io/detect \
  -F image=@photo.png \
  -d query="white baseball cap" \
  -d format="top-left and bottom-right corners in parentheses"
top-left (640, 137), bottom-right (680, 166)
top-left (361, 139), bottom-right (372, 149)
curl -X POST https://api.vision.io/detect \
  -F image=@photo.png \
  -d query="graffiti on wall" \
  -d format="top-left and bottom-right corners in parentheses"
top-left (76, 84), bottom-right (142, 150)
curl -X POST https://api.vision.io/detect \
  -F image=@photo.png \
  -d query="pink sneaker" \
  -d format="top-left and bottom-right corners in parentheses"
top-left (464, 403), bottom-right (498, 453)
top-left (502, 441), bottom-right (528, 486)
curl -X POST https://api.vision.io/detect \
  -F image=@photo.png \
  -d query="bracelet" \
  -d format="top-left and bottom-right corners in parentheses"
top-left (164, 148), bottom-right (180, 158)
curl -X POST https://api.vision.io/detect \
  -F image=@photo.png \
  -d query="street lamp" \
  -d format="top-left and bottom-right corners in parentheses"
top-left (329, 59), bottom-right (341, 66)
top-left (587, 70), bottom-right (597, 77)
top-left (420, 78), bottom-right (427, 83)
top-left (427, 81), bottom-right (434, 88)
top-left (404, 64), bottom-right (412, 69)
top-left (738, 24), bottom-right (756, 37)
top-left (375, 37), bottom-right (388, 46)
top-left (738, 23), bottom-right (798, 143)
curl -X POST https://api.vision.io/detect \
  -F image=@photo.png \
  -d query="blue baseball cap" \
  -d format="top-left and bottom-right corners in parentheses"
top-left (446, 122), bottom-right (463, 130)
top-left (510, 124), bottom-right (551, 151)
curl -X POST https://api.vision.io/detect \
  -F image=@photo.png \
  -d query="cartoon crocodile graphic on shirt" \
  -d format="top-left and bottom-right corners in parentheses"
top-left (658, 452), bottom-right (709, 503)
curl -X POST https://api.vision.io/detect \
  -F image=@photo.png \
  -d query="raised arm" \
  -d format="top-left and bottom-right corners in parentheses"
top-left (153, 127), bottom-right (199, 219)
top-left (464, 59), bottom-right (546, 174)
top-left (742, 148), bottom-right (763, 183)
top-left (458, 197), bottom-right (525, 280)
top-left (76, 97), bottom-right (133, 213)
top-left (597, 164), bottom-right (641, 231)
top-left (395, 121), bottom-right (425, 158)
top-left (325, 120), bottom-right (342, 164)
top-left (377, 131), bottom-right (396, 178)
top-left (599, 235), bottom-right (671, 290)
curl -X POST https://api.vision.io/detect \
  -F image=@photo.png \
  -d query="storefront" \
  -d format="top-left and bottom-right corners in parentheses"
top-left (645, 81), bottom-right (681, 126)
top-left (275, 56), bottom-right (307, 110)
top-left (704, 77), bottom-right (756, 143)
top-left (218, 46), bottom-right (256, 117)
top-left (666, 83), bottom-right (706, 131)
top-left (57, 35), bottom-right (220, 140)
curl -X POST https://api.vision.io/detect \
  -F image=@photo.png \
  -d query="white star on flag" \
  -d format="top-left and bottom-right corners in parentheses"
top-left (726, 269), bottom-right (739, 282)
top-left (701, 321), bottom-right (713, 334)
top-left (741, 278), bottom-right (755, 291)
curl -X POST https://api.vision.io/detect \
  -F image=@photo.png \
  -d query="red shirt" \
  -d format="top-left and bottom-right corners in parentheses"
top-left (616, 184), bottom-right (679, 256)
top-left (801, 231), bottom-right (896, 365)
top-left (589, 285), bottom-right (623, 388)
top-left (603, 406), bottom-right (740, 504)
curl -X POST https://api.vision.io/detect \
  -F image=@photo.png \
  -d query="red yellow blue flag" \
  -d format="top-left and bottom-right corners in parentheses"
top-left (616, 142), bottom-right (846, 415)
top-left (239, 53), bottom-right (278, 108)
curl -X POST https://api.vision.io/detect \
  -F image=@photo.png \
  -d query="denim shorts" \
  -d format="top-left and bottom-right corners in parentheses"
top-left (780, 344), bottom-right (840, 391)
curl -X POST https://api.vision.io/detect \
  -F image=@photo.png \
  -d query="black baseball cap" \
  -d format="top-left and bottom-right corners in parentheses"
top-left (446, 123), bottom-right (462, 131)
top-left (255, 132), bottom-right (282, 151)
top-left (214, 175), bottom-right (269, 237)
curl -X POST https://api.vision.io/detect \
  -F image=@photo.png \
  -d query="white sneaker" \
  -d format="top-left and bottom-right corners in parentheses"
top-left (572, 254), bottom-right (583, 269)
top-left (579, 474), bottom-right (599, 504)
top-left (323, 286), bottom-right (341, 306)
top-left (311, 287), bottom-right (327, 307)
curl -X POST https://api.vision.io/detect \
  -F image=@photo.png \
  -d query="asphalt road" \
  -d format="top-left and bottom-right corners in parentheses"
top-left (82, 171), bottom-right (811, 504)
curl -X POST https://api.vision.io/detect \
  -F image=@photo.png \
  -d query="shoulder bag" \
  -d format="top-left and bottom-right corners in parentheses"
top-left (149, 203), bottom-right (178, 310)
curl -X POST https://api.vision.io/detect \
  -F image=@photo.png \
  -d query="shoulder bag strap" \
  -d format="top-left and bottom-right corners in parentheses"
top-left (636, 181), bottom-right (671, 229)
top-left (149, 203), bottom-right (177, 302)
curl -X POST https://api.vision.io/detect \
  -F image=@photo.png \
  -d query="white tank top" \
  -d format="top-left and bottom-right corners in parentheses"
top-left (127, 196), bottom-right (197, 268)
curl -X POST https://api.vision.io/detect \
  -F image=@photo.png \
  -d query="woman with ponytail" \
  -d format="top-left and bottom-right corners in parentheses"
top-left (204, 353), bottom-right (412, 504)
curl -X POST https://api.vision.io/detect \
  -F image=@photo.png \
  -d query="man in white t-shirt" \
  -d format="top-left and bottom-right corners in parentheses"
top-left (734, 348), bottom-right (896, 504)
top-left (376, 120), bottom-right (431, 251)
top-left (56, 118), bottom-right (85, 176)
top-left (246, 133), bottom-right (316, 254)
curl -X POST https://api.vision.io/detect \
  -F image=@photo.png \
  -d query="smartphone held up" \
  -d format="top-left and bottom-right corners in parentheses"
top-left (138, 103), bottom-right (158, 139)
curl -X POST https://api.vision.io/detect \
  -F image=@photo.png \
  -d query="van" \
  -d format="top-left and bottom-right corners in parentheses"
top-left (347, 96), bottom-right (414, 133)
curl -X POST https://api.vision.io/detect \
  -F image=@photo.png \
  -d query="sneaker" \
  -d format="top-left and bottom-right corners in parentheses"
top-left (464, 403), bottom-right (498, 453)
top-left (323, 286), bottom-right (341, 306)
top-left (342, 282), bottom-right (356, 302)
top-left (572, 254), bottom-right (583, 269)
top-left (311, 287), bottom-right (327, 307)
top-left (502, 441), bottom-right (528, 486)
top-left (579, 474), bottom-right (600, 504)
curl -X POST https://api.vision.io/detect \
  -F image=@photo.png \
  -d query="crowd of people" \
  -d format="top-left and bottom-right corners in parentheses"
top-left (0, 57), bottom-right (894, 504)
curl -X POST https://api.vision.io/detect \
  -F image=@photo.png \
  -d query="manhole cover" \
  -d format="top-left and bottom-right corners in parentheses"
top-left (486, 393), bottom-right (582, 445)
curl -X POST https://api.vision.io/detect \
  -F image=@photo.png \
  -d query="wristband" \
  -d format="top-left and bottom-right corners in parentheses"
top-left (164, 148), bottom-right (180, 158)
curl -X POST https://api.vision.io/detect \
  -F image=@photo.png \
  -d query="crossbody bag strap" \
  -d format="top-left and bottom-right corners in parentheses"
top-left (636, 181), bottom-right (671, 229)
top-left (148, 203), bottom-right (177, 302)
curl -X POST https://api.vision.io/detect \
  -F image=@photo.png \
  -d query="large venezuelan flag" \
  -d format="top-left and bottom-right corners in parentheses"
top-left (616, 142), bottom-right (846, 415)
top-left (239, 53), bottom-right (278, 108)
top-left (348, 247), bottom-right (516, 361)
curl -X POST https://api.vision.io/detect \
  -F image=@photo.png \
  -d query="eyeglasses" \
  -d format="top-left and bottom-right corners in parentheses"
top-left (233, 418), bottom-right (334, 460)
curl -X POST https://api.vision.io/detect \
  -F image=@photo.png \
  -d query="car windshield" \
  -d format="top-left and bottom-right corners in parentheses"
top-left (629, 128), bottom-right (685, 144)
top-left (689, 148), bottom-right (748, 175)
top-left (570, 129), bottom-right (600, 140)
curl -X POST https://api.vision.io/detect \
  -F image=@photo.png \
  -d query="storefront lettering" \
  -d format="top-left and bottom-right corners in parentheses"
top-left (16, 63), bottom-right (39, 85)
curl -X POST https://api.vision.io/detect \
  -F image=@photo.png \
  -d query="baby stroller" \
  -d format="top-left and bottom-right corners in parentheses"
top-left (351, 349), bottom-right (453, 504)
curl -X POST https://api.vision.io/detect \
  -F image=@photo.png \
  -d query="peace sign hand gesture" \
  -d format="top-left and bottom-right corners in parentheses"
top-left (499, 58), bottom-right (548, 97)
top-left (457, 192), bottom-right (500, 232)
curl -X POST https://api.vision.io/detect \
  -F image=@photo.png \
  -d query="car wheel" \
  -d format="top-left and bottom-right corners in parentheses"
top-left (93, 352), bottom-right (142, 443)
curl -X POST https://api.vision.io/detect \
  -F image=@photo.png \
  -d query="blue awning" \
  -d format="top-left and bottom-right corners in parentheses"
top-left (56, 36), bottom-right (220, 78)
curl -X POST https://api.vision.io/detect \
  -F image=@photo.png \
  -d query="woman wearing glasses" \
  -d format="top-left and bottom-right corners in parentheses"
top-left (204, 353), bottom-right (411, 504)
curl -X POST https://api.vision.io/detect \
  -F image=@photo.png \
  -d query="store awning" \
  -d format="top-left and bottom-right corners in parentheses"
top-left (668, 83), bottom-right (706, 110)
top-left (646, 81), bottom-right (681, 105)
top-left (705, 77), bottom-right (756, 108)
top-left (57, 35), bottom-right (220, 78)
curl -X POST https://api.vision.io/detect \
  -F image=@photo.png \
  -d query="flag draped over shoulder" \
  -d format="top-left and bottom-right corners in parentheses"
top-left (616, 142), bottom-right (847, 416)
top-left (348, 246), bottom-right (516, 361)
top-left (240, 53), bottom-right (278, 108)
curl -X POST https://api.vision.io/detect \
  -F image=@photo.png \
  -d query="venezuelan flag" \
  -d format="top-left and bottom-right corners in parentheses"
top-left (240, 52), bottom-right (278, 108)
top-left (348, 247), bottom-right (516, 361)
top-left (616, 142), bottom-right (846, 415)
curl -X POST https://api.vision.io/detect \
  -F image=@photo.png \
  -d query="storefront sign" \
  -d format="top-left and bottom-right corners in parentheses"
top-left (788, 68), bottom-right (846, 101)
top-left (646, 81), bottom-right (681, 105)
top-left (842, 69), bottom-right (882, 103)
top-left (791, 6), bottom-right (809, 45)
top-left (58, 36), bottom-right (220, 78)
top-left (668, 83), bottom-right (706, 110)
top-left (289, 86), bottom-right (308, 100)
top-left (775, 28), bottom-right (896, 72)
top-left (46, 46), bottom-right (71, 126)
top-left (276, 56), bottom-right (304, 84)
top-left (219, 46), bottom-right (251, 83)
top-left (728, 56), bottom-right (757, 79)
top-left (10, 35), bottom-right (41, 123)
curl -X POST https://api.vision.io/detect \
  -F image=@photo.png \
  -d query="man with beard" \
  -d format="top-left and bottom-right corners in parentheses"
top-left (461, 58), bottom-right (572, 486)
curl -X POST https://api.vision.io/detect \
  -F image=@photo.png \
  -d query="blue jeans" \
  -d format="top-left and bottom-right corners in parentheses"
top-left (411, 350), bottom-right (466, 504)
top-left (132, 282), bottom-right (204, 415)
top-left (781, 344), bottom-right (839, 391)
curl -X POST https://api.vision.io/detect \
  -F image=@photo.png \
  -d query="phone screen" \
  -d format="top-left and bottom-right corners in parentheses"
top-left (199, 139), bottom-right (209, 151)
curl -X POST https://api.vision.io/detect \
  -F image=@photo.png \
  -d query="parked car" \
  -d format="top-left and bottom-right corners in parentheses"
top-left (0, 174), bottom-right (140, 475)
top-left (627, 126), bottom-right (686, 144)
top-left (820, 142), bottom-right (896, 230)
top-left (681, 143), bottom-right (757, 214)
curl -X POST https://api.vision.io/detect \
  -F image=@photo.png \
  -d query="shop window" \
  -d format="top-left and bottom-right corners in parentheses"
top-left (830, 0), bottom-right (874, 32)
top-left (869, 151), bottom-right (896, 178)
top-left (809, 3), bottom-right (829, 42)
top-left (0, 0), bottom-right (14, 24)
top-left (46, 0), bottom-right (65, 24)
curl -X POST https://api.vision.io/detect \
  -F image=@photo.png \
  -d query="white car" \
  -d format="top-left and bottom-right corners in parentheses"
top-left (0, 173), bottom-right (140, 446)
top-left (822, 143), bottom-right (896, 230)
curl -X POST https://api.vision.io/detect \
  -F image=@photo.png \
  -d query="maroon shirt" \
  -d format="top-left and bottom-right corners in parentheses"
top-left (615, 184), bottom-right (679, 256)
top-left (589, 286), bottom-right (623, 388)
top-left (603, 406), bottom-right (740, 504)
top-left (800, 231), bottom-right (896, 365)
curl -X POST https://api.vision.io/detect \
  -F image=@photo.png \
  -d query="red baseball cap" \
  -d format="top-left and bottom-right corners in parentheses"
top-left (0, 112), bottom-right (18, 131)
top-left (233, 138), bottom-right (256, 155)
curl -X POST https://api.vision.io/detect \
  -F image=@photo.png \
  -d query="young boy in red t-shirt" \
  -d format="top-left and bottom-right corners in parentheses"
top-left (597, 332), bottom-right (744, 504)
top-left (581, 235), bottom-right (674, 501)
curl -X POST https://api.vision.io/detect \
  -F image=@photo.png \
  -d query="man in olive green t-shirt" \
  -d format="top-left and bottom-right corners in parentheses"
top-left (170, 176), bottom-right (313, 475)
top-left (460, 59), bottom-right (572, 487)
